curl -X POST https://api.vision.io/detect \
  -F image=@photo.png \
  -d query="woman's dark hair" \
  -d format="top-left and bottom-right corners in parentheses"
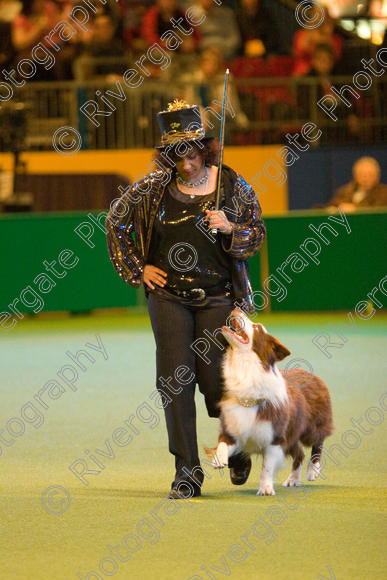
top-left (153, 138), bottom-right (220, 172)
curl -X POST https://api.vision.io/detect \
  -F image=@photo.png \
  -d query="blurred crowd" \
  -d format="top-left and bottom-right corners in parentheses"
top-left (1, 0), bottom-right (385, 81)
top-left (0, 0), bottom-right (386, 146)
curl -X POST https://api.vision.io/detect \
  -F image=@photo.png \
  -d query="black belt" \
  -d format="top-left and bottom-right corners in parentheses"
top-left (165, 281), bottom-right (232, 302)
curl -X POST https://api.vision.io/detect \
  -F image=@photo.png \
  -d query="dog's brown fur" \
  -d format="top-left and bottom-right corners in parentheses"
top-left (206, 319), bottom-right (334, 494)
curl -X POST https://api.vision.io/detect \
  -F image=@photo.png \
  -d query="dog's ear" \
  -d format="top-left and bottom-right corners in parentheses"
top-left (269, 336), bottom-right (291, 362)
top-left (252, 327), bottom-right (290, 370)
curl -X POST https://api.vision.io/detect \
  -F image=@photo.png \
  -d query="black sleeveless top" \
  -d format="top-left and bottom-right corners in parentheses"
top-left (147, 177), bottom-right (232, 292)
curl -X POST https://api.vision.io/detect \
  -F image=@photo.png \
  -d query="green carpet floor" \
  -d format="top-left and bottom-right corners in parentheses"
top-left (1, 311), bottom-right (386, 580)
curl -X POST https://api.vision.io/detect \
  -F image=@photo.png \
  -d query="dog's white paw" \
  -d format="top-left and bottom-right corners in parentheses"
top-left (208, 455), bottom-right (227, 469)
top-left (212, 443), bottom-right (229, 468)
top-left (212, 459), bottom-right (227, 469)
top-left (282, 476), bottom-right (302, 487)
top-left (306, 461), bottom-right (320, 481)
top-left (257, 484), bottom-right (275, 496)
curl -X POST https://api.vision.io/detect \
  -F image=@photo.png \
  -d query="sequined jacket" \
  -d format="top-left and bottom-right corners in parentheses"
top-left (105, 164), bottom-right (266, 313)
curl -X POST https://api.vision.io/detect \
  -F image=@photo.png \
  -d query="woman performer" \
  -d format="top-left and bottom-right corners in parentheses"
top-left (106, 100), bottom-right (266, 498)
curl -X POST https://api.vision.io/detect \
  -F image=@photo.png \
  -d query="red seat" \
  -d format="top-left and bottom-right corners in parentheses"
top-left (231, 57), bottom-right (268, 78)
top-left (266, 56), bottom-right (295, 77)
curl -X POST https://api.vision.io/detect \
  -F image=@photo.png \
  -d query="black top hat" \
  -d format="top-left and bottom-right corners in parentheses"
top-left (155, 99), bottom-right (214, 149)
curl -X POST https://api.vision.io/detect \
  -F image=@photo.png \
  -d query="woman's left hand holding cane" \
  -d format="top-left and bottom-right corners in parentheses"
top-left (204, 209), bottom-right (233, 235)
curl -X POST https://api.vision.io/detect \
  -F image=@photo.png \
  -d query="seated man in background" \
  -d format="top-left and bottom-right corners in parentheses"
top-left (327, 157), bottom-right (387, 211)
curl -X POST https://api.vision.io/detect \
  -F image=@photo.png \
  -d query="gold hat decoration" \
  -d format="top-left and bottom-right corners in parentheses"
top-left (156, 99), bottom-right (210, 148)
top-left (166, 99), bottom-right (196, 112)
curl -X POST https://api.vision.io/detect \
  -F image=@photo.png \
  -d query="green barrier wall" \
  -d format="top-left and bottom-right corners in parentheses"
top-left (0, 209), bottom-right (385, 322)
top-left (0, 212), bottom-right (137, 317)
top-left (263, 209), bottom-right (386, 312)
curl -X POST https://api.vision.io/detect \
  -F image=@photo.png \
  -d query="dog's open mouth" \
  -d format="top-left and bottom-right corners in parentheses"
top-left (221, 325), bottom-right (249, 344)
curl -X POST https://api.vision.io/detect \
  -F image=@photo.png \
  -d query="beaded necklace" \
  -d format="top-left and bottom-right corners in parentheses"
top-left (176, 167), bottom-right (210, 199)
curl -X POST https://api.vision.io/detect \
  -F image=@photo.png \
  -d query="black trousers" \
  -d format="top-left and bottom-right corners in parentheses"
top-left (146, 288), bottom-right (234, 488)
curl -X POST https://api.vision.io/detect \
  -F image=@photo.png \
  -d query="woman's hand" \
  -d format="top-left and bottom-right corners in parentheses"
top-left (204, 210), bottom-right (233, 234)
top-left (143, 265), bottom-right (167, 290)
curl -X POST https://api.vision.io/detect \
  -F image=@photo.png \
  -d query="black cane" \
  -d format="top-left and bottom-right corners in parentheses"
top-left (211, 68), bottom-right (230, 235)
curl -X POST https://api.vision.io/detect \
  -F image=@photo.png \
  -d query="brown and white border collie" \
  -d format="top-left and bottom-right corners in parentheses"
top-left (206, 312), bottom-right (334, 496)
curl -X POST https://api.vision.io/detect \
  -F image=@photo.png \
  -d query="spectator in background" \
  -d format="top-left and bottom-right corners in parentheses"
top-left (0, 0), bottom-right (20, 20)
top-left (84, 13), bottom-right (125, 58)
top-left (0, 0), bottom-right (19, 72)
top-left (12, 0), bottom-right (60, 79)
top-left (297, 43), bottom-right (337, 117)
top-left (53, 0), bottom-right (86, 80)
top-left (327, 157), bottom-right (387, 211)
top-left (180, 47), bottom-right (250, 135)
top-left (235, 0), bottom-right (281, 58)
top-left (102, 0), bottom-right (122, 24)
top-left (119, 0), bottom-right (153, 53)
top-left (187, 0), bottom-right (241, 60)
top-left (293, 11), bottom-right (342, 76)
top-left (142, 0), bottom-right (200, 54)
top-left (75, 13), bottom-right (126, 80)
top-left (298, 44), bottom-right (359, 143)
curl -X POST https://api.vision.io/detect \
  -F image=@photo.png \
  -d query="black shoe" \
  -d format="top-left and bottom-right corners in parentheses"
top-left (229, 454), bottom-right (252, 486)
top-left (168, 481), bottom-right (201, 499)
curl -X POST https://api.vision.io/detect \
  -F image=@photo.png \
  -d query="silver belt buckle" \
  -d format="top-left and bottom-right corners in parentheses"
top-left (191, 288), bottom-right (206, 301)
